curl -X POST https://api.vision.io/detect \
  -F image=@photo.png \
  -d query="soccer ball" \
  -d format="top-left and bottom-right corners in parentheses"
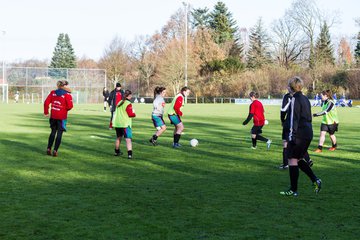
top-left (264, 119), bottom-right (269, 125)
top-left (190, 139), bottom-right (199, 147)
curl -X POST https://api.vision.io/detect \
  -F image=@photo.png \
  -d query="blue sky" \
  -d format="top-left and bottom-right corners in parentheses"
top-left (0, 0), bottom-right (359, 62)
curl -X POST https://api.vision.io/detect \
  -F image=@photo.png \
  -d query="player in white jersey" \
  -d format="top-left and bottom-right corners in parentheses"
top-left (149, 87), bottom-right (167, 146)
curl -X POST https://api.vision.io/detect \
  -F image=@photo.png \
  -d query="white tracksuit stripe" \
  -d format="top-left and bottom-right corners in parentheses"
top-left (289, 97), bottom-right (295, 141)
top-left (281, 98), bottom-right (291, 112)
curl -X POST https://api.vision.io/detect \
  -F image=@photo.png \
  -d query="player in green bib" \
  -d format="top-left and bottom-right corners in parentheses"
top-left (313, 90), bottom-right (339, 152)
top-left (167, 87), bottom-right (191, 148)
top-left (112, 90), bottom-right (136, 159)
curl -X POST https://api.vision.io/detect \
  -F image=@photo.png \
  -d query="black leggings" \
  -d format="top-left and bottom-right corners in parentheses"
top-left (47, 128), bottom-right (64, 151)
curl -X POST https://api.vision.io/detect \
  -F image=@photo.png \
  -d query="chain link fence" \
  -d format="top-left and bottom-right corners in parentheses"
top-left (0, 66), bottom-right (106, 104)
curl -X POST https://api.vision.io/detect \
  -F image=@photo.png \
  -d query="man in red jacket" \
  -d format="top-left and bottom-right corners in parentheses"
top-left (44, 80), bottom-right (73, 157)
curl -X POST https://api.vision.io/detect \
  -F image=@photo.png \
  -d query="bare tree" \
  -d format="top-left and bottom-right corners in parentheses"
top-left (337, 37), bottom-right (352, 66)
top-left (77, 56), bottom-right (99, 69)
top-left (10, 59), bottom-right (48, 67)
top-left (355, 18), bottom-right (360, 28)
top-left (98, 37), bottom-right (130, 86)
top-left (161, 8), bottom-right (186, 41)
top-left (130, 35), bottom-right (157, 96)
top-left (288, 0), bottom-right (320, 70)
top-left (272, 16), bottom-right (307, 69)
top-left (157, 39), bottom-right (184, 95)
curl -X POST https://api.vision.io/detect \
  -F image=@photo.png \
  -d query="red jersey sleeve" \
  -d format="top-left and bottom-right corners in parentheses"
top-left (174, 96), bottom-right (183, 116)
top-left (65, 94), bottom-right (73, 111)
top-left (249, 102), bottom-right (255, 115)
top-left (126, 104), bottom-right (136, 118)
top-left (44, 92), bottom-right (53, 115)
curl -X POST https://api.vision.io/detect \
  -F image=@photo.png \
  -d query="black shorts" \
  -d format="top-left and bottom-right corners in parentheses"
top-left (115, 127), bottom-right (132, 139)
top-left (321, 123), bottom-right (339, 135)
top-left (49, 118), bottom-right (67, 131)
top-left (282, 128), bottom-right (289, 141)
top-left (251, 125), bottom-right (263, 135)
top-left (288, 138), bottom-right (311, 159)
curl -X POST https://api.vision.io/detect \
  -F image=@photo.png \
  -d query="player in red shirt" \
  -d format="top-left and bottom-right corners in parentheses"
top-left (242, 91), bottom-right (271, 149)
top-left (167, 87), bottom-right (191, 148)
top-left (44, 80), bottom-right (73, 157)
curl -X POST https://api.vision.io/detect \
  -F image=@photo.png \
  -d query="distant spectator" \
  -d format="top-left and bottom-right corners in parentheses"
top-left (102, 87), bottom-right (109, 112)
top-left (14, 91), bottom-right (20, 103)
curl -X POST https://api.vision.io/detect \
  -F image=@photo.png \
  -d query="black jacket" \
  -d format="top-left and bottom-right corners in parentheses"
top-left (103, 90), bottom-right (110, 99)
top-left (108, 89), bottom-right (124, 112)
top-left (280, 92), bottom-right (292, 131)
top-left (288, 91), bottom-right (313, 141)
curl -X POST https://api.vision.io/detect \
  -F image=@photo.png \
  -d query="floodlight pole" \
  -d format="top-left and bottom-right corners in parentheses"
top-left (182, 2), bottom-right (188, 103)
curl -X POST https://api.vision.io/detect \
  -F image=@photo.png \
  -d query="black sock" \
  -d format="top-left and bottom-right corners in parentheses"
top-left (332, 143), bottom-right (337, 148)
top-left (104, 107), bottom-right (106, 110)
top-left (298, 159), bottom-right (317, 182)
top-left (174, 134), bottom-right (181, 144)
top-left (256, 135), bottom-right (268, 142)
top-left (303, 151), bottom-right (310, 162)
top-left (283, 148), bottom-right (288, 166)
top-left (318, 145), bottom-right (323, 150)
top-left (115, 148), bottom-right (120, 154)
top-left (128, 150), bottom-right (132, 156)
top-left (252, 138), bottom-right (257, 147)
top-left (289, 166), bottom-right (299, 192)
top-left (153, 134), bottom-right (158, 140)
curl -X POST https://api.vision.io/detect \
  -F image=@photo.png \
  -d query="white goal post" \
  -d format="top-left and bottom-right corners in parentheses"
top-left (0, 83), bottom-right (8, 103)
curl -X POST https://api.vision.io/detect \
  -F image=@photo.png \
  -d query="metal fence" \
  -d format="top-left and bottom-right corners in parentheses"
top-left (0, 66), bottom-right (106, 104)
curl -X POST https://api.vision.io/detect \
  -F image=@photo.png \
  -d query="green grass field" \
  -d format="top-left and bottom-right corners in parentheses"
top-left (0, 103), bottom-right (359, 239)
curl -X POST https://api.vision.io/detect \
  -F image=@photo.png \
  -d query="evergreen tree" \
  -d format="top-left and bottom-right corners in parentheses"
top-left (64, 34), bottom-right (76, 67)
top-left (50, 33), bottom-right (77, 69)
top-left (209, 1), bottom-right (237, 44)
top-left (191, 7), bottom-right (210, 30)
top-left (315, 22), bottom-right (335, 65)
top-left (247, 18), bottom-right (272, 69)
top-left (355, 32), bottom-right (360, 66)
top-left (228, 29), bottom-right (244, 58)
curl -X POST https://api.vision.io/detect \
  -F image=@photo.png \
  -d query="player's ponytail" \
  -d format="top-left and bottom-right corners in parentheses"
top-left (154, 86), bottom-right (166, 99)
top-left (154, 87), bottom-right (160, 99)
top-left (118, 90), bottom-right (132, 107)
top-left (56, 81), bottom-right (64, 88)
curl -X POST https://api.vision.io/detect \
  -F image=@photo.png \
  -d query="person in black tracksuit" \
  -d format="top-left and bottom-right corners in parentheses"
top-left (280, 90), bottom-right (313, 169)
top-left (280, 76), bottom-right (321, 197)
